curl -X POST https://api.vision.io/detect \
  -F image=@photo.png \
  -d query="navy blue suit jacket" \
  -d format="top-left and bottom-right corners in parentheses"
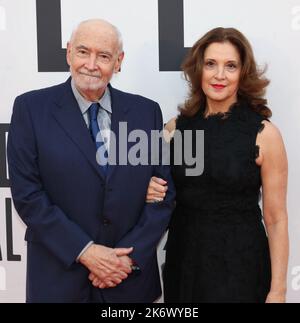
top-left (7, 78), bottom-right (175, 303)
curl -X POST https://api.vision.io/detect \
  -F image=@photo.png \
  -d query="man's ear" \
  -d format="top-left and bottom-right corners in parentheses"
top-left (115, 51), bottom-right (124, 73)
top-left (66, 42), bottom-right (71, 66)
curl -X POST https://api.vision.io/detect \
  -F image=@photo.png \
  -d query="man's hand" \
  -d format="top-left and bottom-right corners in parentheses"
top-left (88, 255), bottom-right (134, 289)
top-left (79, 244), bottom-right (133, 287)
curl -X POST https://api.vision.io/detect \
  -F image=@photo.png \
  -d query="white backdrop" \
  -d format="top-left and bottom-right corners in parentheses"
top-left (0, 0), bottom-right (299, 302)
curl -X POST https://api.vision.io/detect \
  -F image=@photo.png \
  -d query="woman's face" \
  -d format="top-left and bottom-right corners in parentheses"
top-left (202, 41), bottom-right (241, 107)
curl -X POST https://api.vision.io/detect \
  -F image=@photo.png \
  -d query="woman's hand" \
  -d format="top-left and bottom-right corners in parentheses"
top-left (146, 176), bottom-right (168, 203)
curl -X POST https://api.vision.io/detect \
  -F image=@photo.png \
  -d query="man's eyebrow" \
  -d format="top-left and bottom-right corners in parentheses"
top-left (99, 51), bottom-right (113, 57)
top-left (75, 45), bottom-right (89, 50)
top-left (75, 46), bottom-right (113, 57)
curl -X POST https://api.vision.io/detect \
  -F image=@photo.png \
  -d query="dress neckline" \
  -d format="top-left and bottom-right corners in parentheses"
top-left (199, 102), bottom-right (240, 120)
top-left (202, 102), bottom-right (238, 120)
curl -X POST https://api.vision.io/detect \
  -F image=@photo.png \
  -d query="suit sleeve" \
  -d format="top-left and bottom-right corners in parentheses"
top-left (115, 102), bottom-right (176, 270)
top-left (7, 96), bottom-right (92, 268)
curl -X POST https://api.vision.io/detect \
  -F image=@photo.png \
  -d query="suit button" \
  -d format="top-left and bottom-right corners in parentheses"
top-left (103, 218), bottom-right (111, 226)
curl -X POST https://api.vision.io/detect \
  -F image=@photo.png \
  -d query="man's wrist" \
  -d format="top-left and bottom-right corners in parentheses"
top-left (77, 241), bottom-right (94, 263)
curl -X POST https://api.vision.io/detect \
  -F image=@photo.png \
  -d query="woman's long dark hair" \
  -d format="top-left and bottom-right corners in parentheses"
top-left (180, 27), bottom-right (271, 118)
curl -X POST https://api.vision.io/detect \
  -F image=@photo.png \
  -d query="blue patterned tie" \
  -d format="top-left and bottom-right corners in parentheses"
top-left (88, 103), bottom-right (108, 174)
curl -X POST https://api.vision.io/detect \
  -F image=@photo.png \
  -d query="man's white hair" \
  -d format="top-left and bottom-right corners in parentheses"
top-left (69, 19), bottom-right (123, 53)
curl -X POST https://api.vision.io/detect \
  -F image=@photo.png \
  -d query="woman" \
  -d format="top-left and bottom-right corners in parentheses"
top-left (147, 27), bottom-right (289, 303)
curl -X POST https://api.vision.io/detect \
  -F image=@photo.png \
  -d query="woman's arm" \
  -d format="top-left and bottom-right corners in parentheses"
top-left (257, 121), bottom-right (289, 303)
top-left (146, 117), bottom-right (177, 202)
top-left (164, 117), bottom-right (177, 141)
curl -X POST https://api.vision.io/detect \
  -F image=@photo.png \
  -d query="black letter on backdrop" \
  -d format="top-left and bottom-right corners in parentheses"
top-left (158, 0), bottom-right (189, 71)
top-left (36, 0), bottom-right (68, 72)
top-left (6, 199), bottom-right (21, 261)
top-left (0, 124), bottom-right (9, 188)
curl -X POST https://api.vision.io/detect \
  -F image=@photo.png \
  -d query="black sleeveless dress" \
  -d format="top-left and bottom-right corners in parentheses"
top-left (163, 101), bottom-right (271, 303)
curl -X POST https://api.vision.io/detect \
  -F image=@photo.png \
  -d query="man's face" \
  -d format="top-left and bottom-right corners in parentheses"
top-left (67, 23), bottom-right (124, 100)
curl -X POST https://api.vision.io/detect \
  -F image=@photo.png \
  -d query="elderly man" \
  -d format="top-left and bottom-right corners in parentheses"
top-left (7, 19), bottom-right (175, 303)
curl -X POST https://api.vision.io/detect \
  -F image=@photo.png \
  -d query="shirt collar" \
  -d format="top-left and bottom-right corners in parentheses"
top-left (71, 78), bottom-right (112, 115)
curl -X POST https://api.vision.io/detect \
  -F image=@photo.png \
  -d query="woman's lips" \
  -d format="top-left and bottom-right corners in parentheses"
top-left (211, 84), bottom-right (226, 89)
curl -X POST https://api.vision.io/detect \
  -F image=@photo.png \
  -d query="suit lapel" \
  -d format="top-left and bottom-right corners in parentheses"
top-left (51, 78), bottom-right (106, 181)
top-left (106, 85), bottom-right (130, 182)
